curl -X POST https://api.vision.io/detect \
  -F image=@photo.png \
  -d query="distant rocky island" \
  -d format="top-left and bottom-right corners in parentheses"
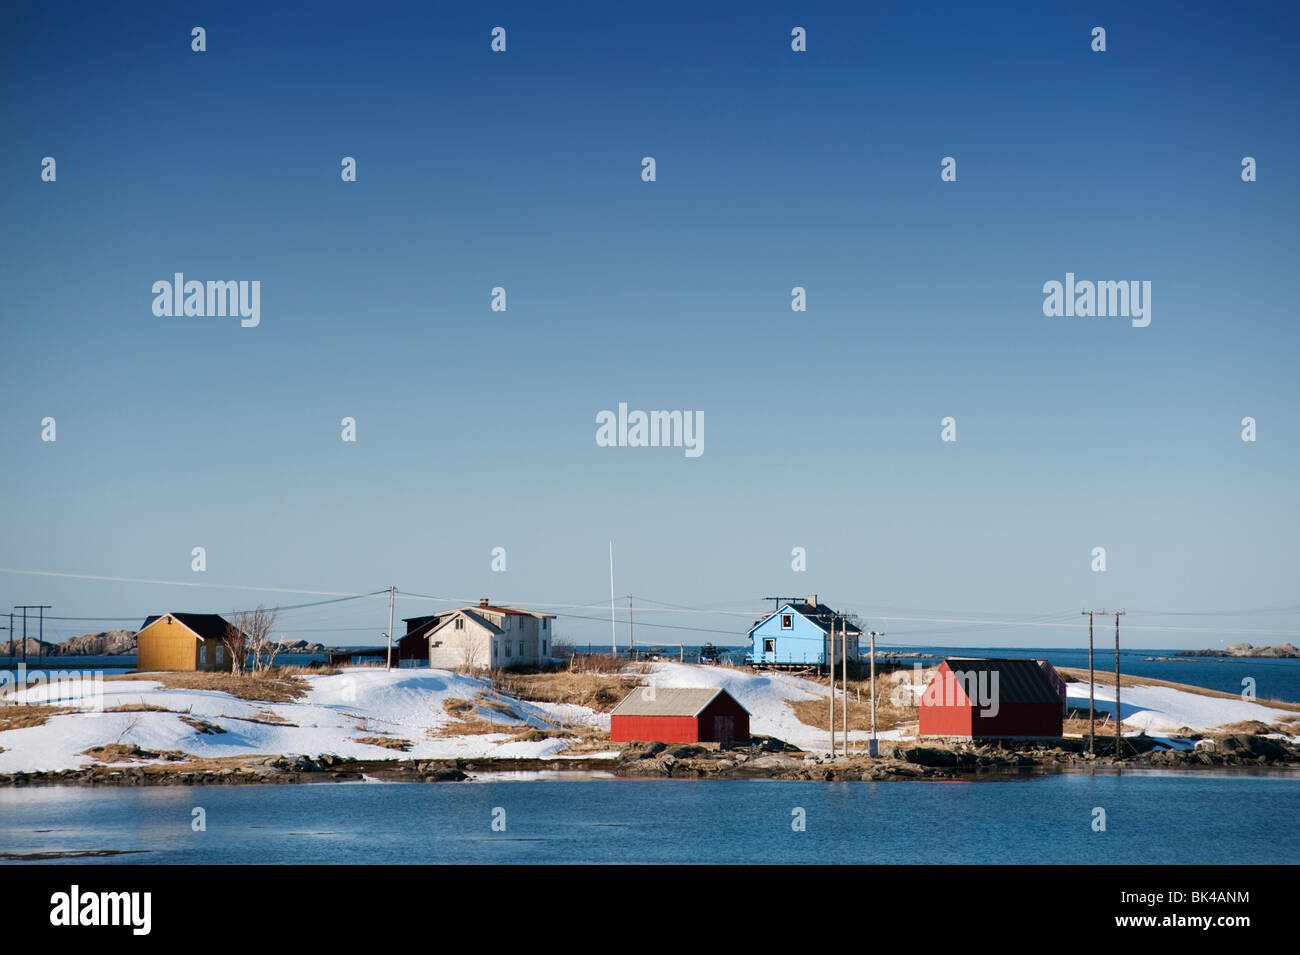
top-left (1173, 642), bottom-right (1300, 659)
top-left (1, 630), bottom-right (329, 658)
top-left (0, 630), bottom-right (137, 657)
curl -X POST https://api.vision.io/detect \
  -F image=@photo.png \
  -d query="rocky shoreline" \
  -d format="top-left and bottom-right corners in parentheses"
top-left (2, 732), bottom-right (1297, 788)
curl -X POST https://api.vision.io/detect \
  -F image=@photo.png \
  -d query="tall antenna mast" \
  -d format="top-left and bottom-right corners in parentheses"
top-left (609, 542), bottom-right (617, 654)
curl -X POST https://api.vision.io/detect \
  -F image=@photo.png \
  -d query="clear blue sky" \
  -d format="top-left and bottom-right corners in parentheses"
top-left (2, 1), bottom-right (1297, 650)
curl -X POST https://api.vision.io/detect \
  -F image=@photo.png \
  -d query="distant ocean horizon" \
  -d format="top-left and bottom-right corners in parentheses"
top-left (4, 645), bottom-right (1299, 704)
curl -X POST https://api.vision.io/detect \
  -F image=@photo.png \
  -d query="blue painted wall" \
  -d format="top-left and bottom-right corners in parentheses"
top-left (748, 604), bottom-right (827, 665)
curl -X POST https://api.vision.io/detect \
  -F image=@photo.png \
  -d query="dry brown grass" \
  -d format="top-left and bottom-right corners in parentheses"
top-left (356, 735), bottom-right (412, 751)
top-left (432, 697), bottom-right (518, 736)
top-left (1211, 719), bottom-right (1296, 736)
top-left (784, 670), bottom-right (921, 733)
top-left (0, 704), bottom-right (73, 732)
top-left (222, 711), bottom-right (298, 727)
top-left (78, 742), bottom-right (187, 763)
top-left (432, 694), bottom-right (611, 750)
top-left (561, 653), bottom-right (626, 674)
top-left (105, 703), bottom-right (172, 714)
top-left (491, 670), bottom-right (642, 713)
top-left (178, 715), bottom-right (226, 735)
top-left (1063, 716), bottom-right (1140, 736)
top-left (540, 724), bottom-right (613, 752)
top-left (109, 670), bottom-right (310, 703)
top-left (1057, 667), bottom-right (1300, 711)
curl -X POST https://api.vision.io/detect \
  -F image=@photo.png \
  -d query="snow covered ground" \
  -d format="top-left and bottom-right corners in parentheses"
top-left (1065, 681), bottom-right (1297, 741)
top-left (638, 662), bottom-right (908, 750)
top-left (2, 663), bottom-right (1294, 773)
top-left (0, 668), bottom-right (610, 773)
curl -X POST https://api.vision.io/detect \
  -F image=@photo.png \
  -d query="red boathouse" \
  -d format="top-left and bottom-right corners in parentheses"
top-left (609, 687), bottom-right (751, 745)
top-left (919, 658), bottom-right (1065, 739)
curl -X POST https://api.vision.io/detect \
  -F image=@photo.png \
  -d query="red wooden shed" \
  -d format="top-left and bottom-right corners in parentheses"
top-left (610, 687), bottom-right (750, 745)
top-left (919, 658), bottom-right (1064, 739)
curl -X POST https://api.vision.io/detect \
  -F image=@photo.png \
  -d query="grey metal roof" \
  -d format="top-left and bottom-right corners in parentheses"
top-left (609, 686), bottom-right (747, 717)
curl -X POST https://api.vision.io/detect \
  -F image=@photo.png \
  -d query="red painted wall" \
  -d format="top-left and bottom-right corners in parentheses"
top-left (610, 693), bottom-right (751, 744)
top-left (973, 702), bottom-right (1062, 737)
top-left (919, 662), bottom-right (1062, 738)
top-left (611, 714), bottom-right (700, 743)
top-left (698, 694), bottom-right (751, 743)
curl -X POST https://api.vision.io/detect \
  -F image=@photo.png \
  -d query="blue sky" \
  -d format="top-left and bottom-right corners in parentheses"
top-left (2, 1), bottom-right (1297, 649)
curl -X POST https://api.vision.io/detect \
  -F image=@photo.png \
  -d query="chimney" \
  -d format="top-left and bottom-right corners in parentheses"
top-left (480, 598), bottom-right (490, 608)
top-left (806, 594), bottom-right (818, 608)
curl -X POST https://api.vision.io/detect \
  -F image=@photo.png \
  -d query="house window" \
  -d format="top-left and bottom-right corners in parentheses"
top-left (541, 639), bottom-right (547, 655)
top-left (764, 638), bottom-right (775, 654)
top-left (781, 614), bottom-right (793, 629)
top-left (542, 619), bottom-right (549, 630)
top-left (505, 641), bottom-right (512, 657)
top-left (216, 646), bottom-right (224, 664)
top-left (455, 618), bottom-right (464, 630)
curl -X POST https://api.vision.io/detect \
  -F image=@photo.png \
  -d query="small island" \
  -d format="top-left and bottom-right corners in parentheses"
top-left (1172, 643), bottom-right (1300, 659)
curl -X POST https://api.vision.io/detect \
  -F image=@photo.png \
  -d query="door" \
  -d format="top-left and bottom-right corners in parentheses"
top-left (713, 715), bottom-right (734, 746)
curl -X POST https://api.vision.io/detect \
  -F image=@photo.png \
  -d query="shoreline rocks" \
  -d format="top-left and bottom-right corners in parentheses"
top-left (1, 732), bottom-right (1297, 788)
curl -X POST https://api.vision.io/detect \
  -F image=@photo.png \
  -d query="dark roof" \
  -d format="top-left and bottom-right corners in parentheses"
top-left (940, 658), bottom-right (1062, 705)
top-left (609, 687), bottom-right (749, 718)
top-left (750, 602), bottom-right (863, 636)
top-left (140, 612), bottom-right (242, 642)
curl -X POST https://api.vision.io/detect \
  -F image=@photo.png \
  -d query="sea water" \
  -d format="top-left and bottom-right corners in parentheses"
top-left (2, 771), bottom-right (1297, 865)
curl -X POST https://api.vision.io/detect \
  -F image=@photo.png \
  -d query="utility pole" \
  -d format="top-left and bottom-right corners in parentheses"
top-left (14, 606), bottom-right (51, 667)
top-left (827, 615), bottom-right (836, 757)
top-left (386, 586), bottom-right (395, 670)
top-left (841, 618), bottom-right (847, 755)
top-left (1083, 611), bottom-right (1095, 753)
top-left (1083, 610), bottom-right (1125, 756)
top-left (1113, 611), bottom-right (1125, 759)
top-left (867, 630), bottom-right (882, 757)
top-left (628, 594), bottom-right (634, 651)
top-left (608, 542), bottom-right (617, 655)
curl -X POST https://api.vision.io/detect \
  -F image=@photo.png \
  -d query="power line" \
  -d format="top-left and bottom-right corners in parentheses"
top-left (0, 567), bottom-right (389, 600)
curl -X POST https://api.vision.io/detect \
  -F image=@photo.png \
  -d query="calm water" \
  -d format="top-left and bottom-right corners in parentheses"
top-left (2, 772), bottom-right (1297, 864)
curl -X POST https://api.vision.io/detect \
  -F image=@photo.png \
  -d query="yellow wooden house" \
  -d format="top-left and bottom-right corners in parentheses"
top-left (136, 612), bottom-right (243, 672)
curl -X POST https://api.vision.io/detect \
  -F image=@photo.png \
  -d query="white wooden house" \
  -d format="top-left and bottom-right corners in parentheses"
top-left (404, 599), bottom-right (557, 670)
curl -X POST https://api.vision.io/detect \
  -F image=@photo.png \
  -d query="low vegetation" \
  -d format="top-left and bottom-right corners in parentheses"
top-left (490, 668), bottom-right (643, 713)
top-left (178, 715), bottom-right (227, 735)
top-left (105, 703), bottom-right (171, 714)
top-left (79, 743), bottom-right (187, 763)
top-left (785, 668), bottom-right (921, 733)
top-left (1063, 716), bottom-right (1140, 736)
top-left (355, 735), bottom-right (412, 751)
top-left (433, 696), bottom-right (522, 736)
top-left (0, 704), bottom-right (72, 732)
top-left (109, 668), bottom-right (311, 703)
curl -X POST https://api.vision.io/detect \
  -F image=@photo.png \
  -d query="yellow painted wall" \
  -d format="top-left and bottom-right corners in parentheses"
top-left (137, 616), bottom-right (203, 672)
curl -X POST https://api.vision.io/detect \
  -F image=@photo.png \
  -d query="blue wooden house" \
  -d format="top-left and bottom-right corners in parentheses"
top-left (748, 594), bottom-right (861, 668)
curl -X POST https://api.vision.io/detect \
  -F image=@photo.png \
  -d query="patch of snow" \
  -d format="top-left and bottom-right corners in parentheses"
top-left (0, 668), bottom-right (608, 773)
top-left (1065, 682), bottom-right (1294, 736)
